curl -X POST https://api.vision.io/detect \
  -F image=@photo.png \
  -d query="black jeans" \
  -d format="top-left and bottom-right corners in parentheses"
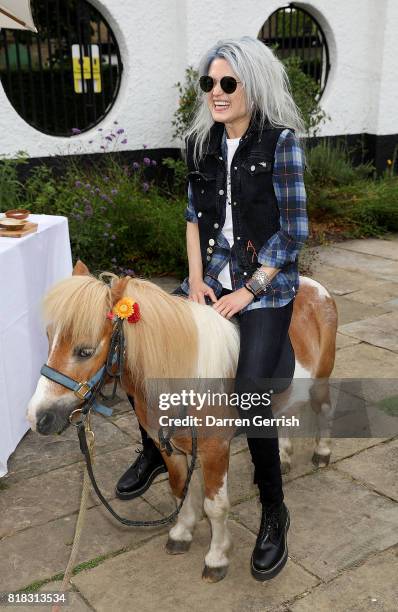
top-left (234, 296), bottom-right (294, 508)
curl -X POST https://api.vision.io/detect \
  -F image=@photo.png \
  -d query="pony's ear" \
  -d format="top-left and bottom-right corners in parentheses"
top-left (111, 276), bottom-right (131, 304)
top-left (73, 260), bottom-right (90, 276)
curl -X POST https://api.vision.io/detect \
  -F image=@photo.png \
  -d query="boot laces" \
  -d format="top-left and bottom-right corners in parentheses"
top-left (258, 505), bottom-right (282, 541)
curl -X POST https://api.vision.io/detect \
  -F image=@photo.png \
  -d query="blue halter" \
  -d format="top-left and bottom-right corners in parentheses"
top-left (40, 362), bottom-right (114, 417)
top-left (39, 319), bottom-right (126, 419)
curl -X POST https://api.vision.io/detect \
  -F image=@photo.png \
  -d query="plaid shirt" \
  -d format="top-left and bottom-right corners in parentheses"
top-left (181, 128), bottom-right (309, 311)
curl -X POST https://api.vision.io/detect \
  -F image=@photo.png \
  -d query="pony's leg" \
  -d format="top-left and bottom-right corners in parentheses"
top-left (279, 437), bottom-right (294, 474)
top-left (201, 441), bottom-right (232, 583)
top-left (164, 452), bottom-right (203, 554)
top-left (310, 379), bottom-right (335, 468)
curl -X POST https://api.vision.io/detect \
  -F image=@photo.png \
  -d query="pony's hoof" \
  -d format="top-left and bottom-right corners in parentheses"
top-left (165, 538), bottom-right (191, 555)
top-left (312, 452), bottom-right (330, 468)
top-left (281, 460), bottom-right (291, 475)
top-left (202, 565), bottom-right (228, 583)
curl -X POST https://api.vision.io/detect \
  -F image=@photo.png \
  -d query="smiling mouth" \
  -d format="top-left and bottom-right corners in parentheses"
top-left (213, 101), bottom-right (230, 112)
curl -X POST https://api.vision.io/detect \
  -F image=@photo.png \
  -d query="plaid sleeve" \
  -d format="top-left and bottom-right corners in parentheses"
top-left (184, 182), bottom-right (198, 223)
top-left (257, 129), bottom-right (309, 268)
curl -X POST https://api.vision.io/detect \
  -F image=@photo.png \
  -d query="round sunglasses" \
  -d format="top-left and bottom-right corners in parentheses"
top-left (199, 75), bottom-right (242, 95)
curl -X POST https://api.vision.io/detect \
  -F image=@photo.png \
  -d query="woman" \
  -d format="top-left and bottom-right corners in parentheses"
top-left (116, 36), bottom-right (308, 581)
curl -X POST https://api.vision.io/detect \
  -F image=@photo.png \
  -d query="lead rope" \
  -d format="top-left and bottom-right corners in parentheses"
top-left (51, 424), bottom-right (95, 612)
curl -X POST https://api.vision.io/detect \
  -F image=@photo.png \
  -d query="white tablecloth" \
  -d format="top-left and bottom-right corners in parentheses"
top-left (0, 214), bottom-right (72, 477)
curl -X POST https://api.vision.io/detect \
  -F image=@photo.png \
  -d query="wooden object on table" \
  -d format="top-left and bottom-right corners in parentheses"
top-left (0, 222), bottom-right (38, 238)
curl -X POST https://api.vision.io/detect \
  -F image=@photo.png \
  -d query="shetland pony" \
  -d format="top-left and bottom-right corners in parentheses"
top-left (27, 261), bottom-right (337, 582)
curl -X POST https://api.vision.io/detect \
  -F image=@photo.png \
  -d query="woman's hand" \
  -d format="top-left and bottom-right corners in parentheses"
top-left (213, 287), bottom-right (254, 318)
top-left (189, 279), bottom-right (217, 305)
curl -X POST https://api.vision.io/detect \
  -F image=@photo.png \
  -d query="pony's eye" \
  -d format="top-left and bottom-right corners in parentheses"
top-left (75, 347), bottom-right (95, 359)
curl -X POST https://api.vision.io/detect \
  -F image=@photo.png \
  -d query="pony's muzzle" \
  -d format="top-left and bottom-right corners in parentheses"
top-left (36, 411), bottom-right (57, 435)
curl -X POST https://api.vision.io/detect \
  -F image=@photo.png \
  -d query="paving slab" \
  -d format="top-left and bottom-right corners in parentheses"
top-left (151, 276), bottom-right (181, 293)
top-left (72, 520), bottom-right (318, 612)
top-left (332, 344), bottom-right (398, 378)
top-left (232, 469), bottom-right (398, 581)
top-left (290, 546), bottom-right (398, 612)
top-left (0, 499), bottom-right (165, 593)
top-left (312, 265), bottom-right (386, 296)
top-left (334, 237), bottom-right (398, 261)
top-left (345, 282), bottom-right (398, 307)
top-left (313, 247), bottom-right (398, 282)
top-left (336, 332), bottom-right (362, 350)
top-left (4, 416), bottom-right (131, 485)
top-left (338, 311), bottom-right (398, 352)
top-left (329, 438), bottom-right (387, 463)
top-left (112, 413), bottom-right (143, 443)
top-left (335, 438), bottom-right (398, 501)
top-left (11, 584), bottom-right (93, 612)
top-left (333, 295), bottom-right (388, 326)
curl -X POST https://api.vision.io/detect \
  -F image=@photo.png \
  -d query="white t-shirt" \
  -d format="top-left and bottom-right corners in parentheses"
top-left (217, 137), bottom-right (240, 289)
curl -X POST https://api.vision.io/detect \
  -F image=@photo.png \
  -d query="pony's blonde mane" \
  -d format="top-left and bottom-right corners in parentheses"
top-left (43, 274), bottom-right (199, 399)
top-left (43, 275), bottom-right (111, 346)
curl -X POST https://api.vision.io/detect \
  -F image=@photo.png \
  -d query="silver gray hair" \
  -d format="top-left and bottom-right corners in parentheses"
top-left (185, 36), bottom-right (306, 166)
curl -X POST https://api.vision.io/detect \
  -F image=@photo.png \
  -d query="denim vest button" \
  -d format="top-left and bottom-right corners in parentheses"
top-left (219, 189), bottom-right (224, 195)
top-left (197, 212), bottom-right (202, 217)
top-left (207, 247), bottom-right (213, 254)
top-left (214, 223), bottom-right (219, 229)
top-left (234, 166), bottom-right (237, 171)
top-left (250, 165), bottom-right (256, 171)
top-left (206, 256), bottom-right (211, 261)
top-left (209, 238), bottom-right (215, 246)
top-left (201, 189), bottom-right (204, 194)
top-left (237, 236), bottom-right (241, 240)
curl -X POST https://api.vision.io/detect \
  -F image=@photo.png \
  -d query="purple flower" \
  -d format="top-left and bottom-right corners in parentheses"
top-left (95, 187), bottom-right (100, 193)
top-left (111, 234), bottom-right (116, 240)
top-left (100, 193), bottom-right (108, 201)
top-left (104, 176), bottom-right (109, 182)
top-left (98, 128), bottom-right (103, 132)
top-left (111, 257), bottom-right (117, 263)
top-left (100, 145), bottom-right (106, 150)
top-left (88, 140), bottom-right (93, 144)
top-left (121, 138), bottom-right (128, 144)
top-left (71, 127), bottom-right (81, 135)
top-left (84, 204), bottom-right (93, 217)
top-left (75, 180), bottom-right (82, 188)
top-left (106, 223), bottom-right (111, 228)
top-left (83, 198), bottom-right (91, 205)
top-left (142, 144), bottom-right (148, 149)
top-left (113, 120), bottom-right (119, 125)
top-left (132, 162), bottom-right (140, 171)
top-left (105, 135), bottom-right (113, 142)
top-left (151, 159), bottom-right (157, 166)
top-left (85, 183), bottom-right (91, 189)
top-left (103, 232), bottom-right (109, 237)
top-left (111, 188), bottom-right (118, 195)
top-left (124, 268), bottom-right (135, 276)
top-left (117, 128), bottom-right (125, 135)
top-left (143, 157), bottom-right (151, 166)
top-left (142, 182), bottom-right (149, 192)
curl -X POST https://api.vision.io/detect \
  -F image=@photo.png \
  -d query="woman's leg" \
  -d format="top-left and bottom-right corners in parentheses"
top-left (236, 299), bottom-right (294, 580)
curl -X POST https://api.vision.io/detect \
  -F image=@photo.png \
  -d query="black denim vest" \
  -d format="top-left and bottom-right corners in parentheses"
top-left (186, 115), bottom-right (291, 281)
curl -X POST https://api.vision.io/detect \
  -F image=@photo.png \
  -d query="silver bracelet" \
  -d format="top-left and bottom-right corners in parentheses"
top-left (252, 268), bottom-right (272, 291)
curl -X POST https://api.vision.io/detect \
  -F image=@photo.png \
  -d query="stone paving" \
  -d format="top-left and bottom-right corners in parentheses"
top-left (1, 236), bottom-right (398, 611)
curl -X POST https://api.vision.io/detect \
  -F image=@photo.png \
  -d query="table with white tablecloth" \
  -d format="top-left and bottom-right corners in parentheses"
top-left (0, 214), bottom-right (72, 477)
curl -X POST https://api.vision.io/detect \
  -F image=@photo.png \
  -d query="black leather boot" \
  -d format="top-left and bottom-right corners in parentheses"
top-left (115, 443), bottom-right (167, 500)
top-left (251, 501), bottom-right (290, 580)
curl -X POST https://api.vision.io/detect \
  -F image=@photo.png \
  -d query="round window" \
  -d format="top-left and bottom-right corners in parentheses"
top-left (0, 0), bottom-right (123, 136)
top-left (258, 4), bottom-right (330, 96)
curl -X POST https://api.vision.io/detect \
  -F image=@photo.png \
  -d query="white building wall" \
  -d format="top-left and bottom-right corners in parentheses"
top-left (0, 0), bottom-right (397, 158)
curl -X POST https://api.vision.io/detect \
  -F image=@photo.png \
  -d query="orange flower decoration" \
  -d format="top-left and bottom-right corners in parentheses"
top-left (107, 297), bottom-right (141, 323)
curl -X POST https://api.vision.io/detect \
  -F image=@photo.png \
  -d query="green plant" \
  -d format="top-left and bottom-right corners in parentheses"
top-left (172, 66), bottom-right (199, 140)
top-left (0, 152), bottom-right (28, 209)
top-left (305, 140), bottom-right (375, 190)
